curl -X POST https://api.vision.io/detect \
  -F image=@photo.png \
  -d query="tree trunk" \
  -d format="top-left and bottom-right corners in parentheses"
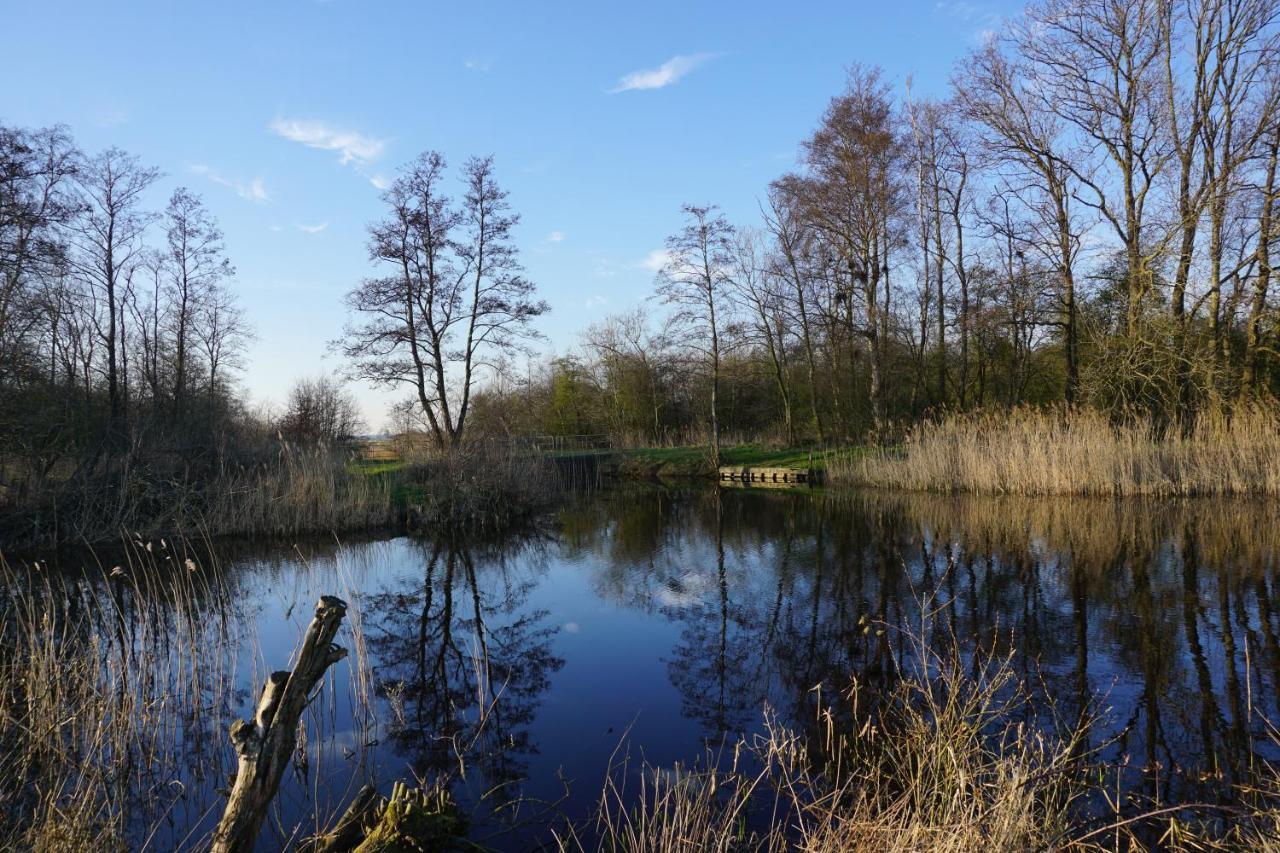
top-left (211, 596), bottom-right (350, 853)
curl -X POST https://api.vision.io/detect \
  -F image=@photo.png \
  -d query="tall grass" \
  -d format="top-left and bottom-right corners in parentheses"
top-left (0, 536), bottom-right (389, 851)
top-left (842, 404), bottom-right (1280, 496)
top-left (558, 619), bottom-right (1091, 852)
top-left (0, 542), bottom-right (244, 850)
top-left (561, 617), bottom-right (1280, 852)
top-left (400, 443), bottom-right (559, 535)
top-left (202, 444), bottom-right (394, 537)
top-left (1, 443), bottom-right (396, 549)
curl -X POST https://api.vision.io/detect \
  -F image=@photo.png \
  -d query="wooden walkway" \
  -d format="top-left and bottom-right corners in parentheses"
top-left (718, 466), bottom-right (821, 487)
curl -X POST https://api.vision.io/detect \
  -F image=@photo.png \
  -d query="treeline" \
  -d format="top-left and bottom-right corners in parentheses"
top-left (470, 0), bottom-right (1280, 449)
top-left (0, 125), bottom-right (374, 544)
top-left (0, 127), bottom-right (254, 476)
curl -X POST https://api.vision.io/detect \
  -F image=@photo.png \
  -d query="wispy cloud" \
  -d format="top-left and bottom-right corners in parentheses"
top-left (935, 1), bottom-right (1003, 42)
top-left (190, 165), bottom-right (272, 203)
top-left (269, 118), bottom-right (386, 166)
top-left (640, 248), bottom-right (673, 272)
top-left (295, 222), bottom-right (329, 234)
top-left (611, 53), bottom-right (714, 93)
top-left (548, 231), bottom-right (565, 243)
top-left (584, 294), bottom-right (608, 308)
top-left (464, 58), bottom-right (493, 71)
top-left (369, 174), bottom-right (390, 190)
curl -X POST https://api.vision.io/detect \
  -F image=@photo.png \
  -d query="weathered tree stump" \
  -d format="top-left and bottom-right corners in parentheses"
top-left (211, 595), bottom-right (350, 853)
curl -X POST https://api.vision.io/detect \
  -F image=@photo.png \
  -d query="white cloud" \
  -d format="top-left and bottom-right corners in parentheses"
top-left (295, 222), bottom-right (329, 234)
top-left (562, 621), bottom-right (580, 634)
top-left (640, 248), bottom-right (673, 272)
top-left (240, 177), bottom-right (271, 203)
top-left (464, 58), bottom-right (493, 71)
top-left (369, 174), bottom-right (390, 190)
top-left (548, 231), bottom-right (565, 243)
top-left (269, 118), bottom-right (385, 166)
top-left (612, 53), bottom-right (713, 93)
top-left (584, 294), bottom-right (608, 308)
top-left (190, 164), bottom-right (272, 203)
top-left (935, 1), bottom-right (1004, 42)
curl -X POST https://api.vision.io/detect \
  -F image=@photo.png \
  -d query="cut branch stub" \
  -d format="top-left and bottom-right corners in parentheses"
top-left (211, 595), bottom-right (349, 853)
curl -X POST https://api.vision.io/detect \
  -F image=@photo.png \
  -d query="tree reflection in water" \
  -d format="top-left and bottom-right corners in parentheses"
top-left (361, 536), bottom-right (564, 811)
top-left (557, 486), bottom-right (1280, 816)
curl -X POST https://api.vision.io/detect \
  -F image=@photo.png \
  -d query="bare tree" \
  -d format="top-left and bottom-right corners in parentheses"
top-left (163, 187), bottom-right (233, 419)
top-left (958, 41), bottom-right (1087, 403)
top-left (68, 147), bottom-right (160, 439)
top-left (0, 125), bottom-right (79, 391)
top-left (764, 185), bottom-right (827, 442)
top-left (1019, 0), bottom-right (1170, 337)
top-left (730, 228), bottom-right (795, 443)
top-left (784, 66), bottom-right (906, 437)
top-left (338, 152), bottom-right (546, 449)
top-left (280, 374), bottom-right (364, 443)
top-left (1244, 119), bottom-right (1279, 391)
top-left (194, 281), bottom-right (250, 408)
top-left (655, 204), bottom-right (736, 465)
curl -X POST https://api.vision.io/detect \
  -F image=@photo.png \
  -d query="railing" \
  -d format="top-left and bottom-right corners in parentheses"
top-left (481, 433), bottom-right (616, 454)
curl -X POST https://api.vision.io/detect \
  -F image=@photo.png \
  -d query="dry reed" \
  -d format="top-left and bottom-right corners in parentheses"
top-left (843, 405), bottom-right (1280, 496)
top-left (0, 542), bottom-right (245, 850)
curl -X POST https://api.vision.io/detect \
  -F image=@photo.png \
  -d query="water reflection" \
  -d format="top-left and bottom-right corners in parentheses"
top-left (7, 487), bottom-right (1279, 847)
top-left (362, 537), bottom-right (563, 797)
top-left (553, 487), bottom-right (1280, 812)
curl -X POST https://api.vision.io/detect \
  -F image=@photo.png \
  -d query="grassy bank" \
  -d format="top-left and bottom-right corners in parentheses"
top-left (845, 405), bottom-right (1280, 497)
top-left (0, 440), bottom-right (566, 550)
top-left (615, 444), bottom-right (861, 479)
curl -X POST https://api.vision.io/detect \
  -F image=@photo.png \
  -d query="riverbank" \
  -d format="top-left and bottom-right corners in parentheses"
top-left (587, 404), bottom-right (1280, 498)
top-left (852, 405), bottom-right (1280, 497)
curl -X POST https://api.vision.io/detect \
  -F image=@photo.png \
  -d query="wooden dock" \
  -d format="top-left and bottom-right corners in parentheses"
top-left (718, 466), bottom-right (822, 487)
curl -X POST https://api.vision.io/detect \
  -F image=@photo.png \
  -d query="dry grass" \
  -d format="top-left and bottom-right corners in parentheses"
top-left (560, 612), bottom-right (1280, 852)
top-left (0, 542), bottom-right (244, 850)
top-left (201, 444), bottom-right (395, 537)
top-left (1, 443), bottom-right (397, 549)
top-left (401, 443), bottom-right (559, 535)
top-left (842, 405), bottom-right (1280, 496)
top-left (0, 537), bottom-right (387, 851)
top-left (558, 619), bottom-right (1090, 852)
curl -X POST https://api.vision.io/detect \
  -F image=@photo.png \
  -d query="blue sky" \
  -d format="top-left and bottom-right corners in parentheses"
top-left (4, 0), bottom-right (1021, 429)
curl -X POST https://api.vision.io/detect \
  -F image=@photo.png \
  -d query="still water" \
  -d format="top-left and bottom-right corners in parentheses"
top-left (21, 486), bottom-right (1280, 848)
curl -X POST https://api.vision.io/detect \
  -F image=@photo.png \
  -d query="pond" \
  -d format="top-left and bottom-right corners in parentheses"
top-left (9, 485), bottom-right (1280, 849)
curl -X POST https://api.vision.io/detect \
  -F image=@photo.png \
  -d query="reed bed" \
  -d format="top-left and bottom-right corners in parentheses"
top-left (400, 443), bottom-right (559, 535)
top-left (202, 444), bottom-right (395, 538)
top-left (842, 405), bottom-right (1280, 496)
top-left (0, 542), bottom-right (245, 850)
top-left (560, 619), bottom-right (1280, 852)
top-left (1, 443), bottom-right (397, 549)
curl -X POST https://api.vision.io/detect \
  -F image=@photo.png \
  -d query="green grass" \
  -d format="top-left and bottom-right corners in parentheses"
top-left (628, 443), bottom-right (859, 470)
top-left (350, 459), bottom-right (407, 477)
top-left (615, 444), bottom-right (866, 482)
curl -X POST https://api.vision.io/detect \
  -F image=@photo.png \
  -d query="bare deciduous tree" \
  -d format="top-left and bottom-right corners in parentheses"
top-left (655, 204), bottom-right (736, 465)
top-left (68, 147), bottom-right (160, 439)
top-left (339, 152), bottom-right (547, 449)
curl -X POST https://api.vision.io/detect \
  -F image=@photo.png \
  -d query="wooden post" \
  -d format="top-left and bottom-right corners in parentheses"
top-left (211, 596), bottom-right (350, 853)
